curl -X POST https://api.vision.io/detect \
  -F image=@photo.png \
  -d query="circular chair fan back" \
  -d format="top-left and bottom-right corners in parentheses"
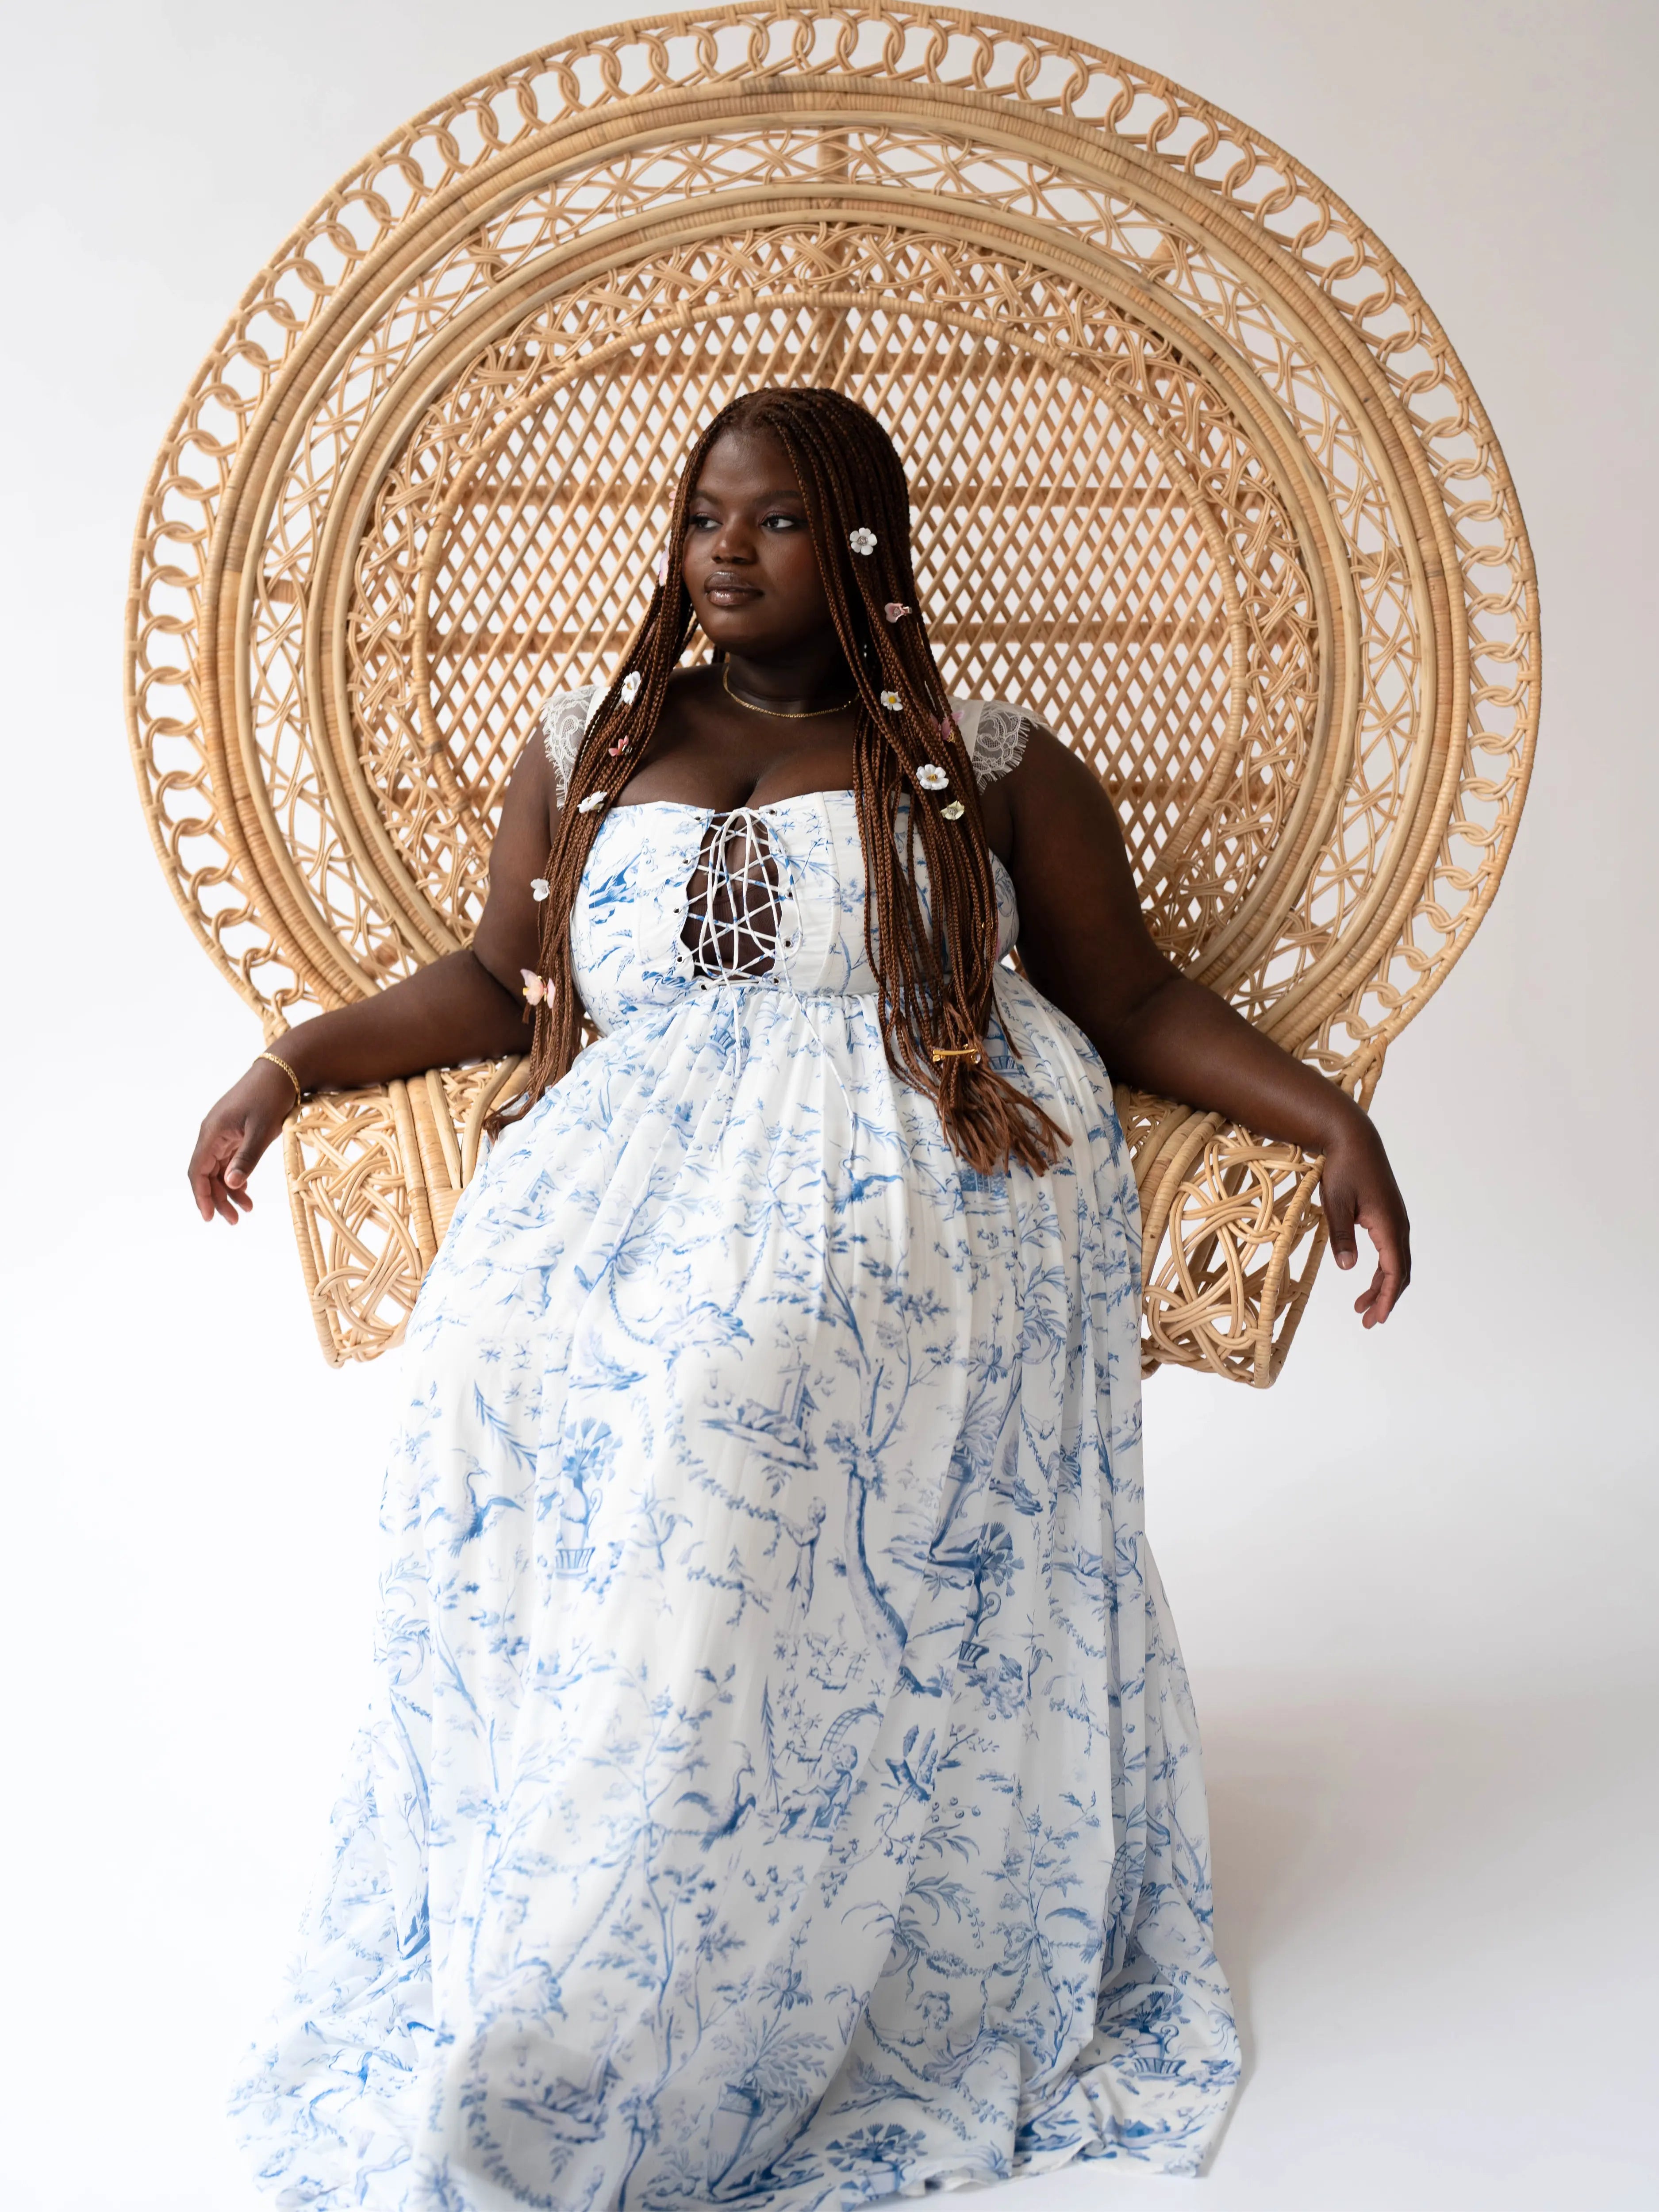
top-left (127, 3), bottom-right (1538, 1380)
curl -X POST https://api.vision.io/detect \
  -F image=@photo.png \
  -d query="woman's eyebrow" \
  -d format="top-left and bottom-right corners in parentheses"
top-left (689, 484), bottom-right (806, 503)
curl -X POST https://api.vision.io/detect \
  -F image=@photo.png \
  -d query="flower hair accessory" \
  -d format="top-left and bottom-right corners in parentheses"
top-left (521, 970), bottom-right (552, 1005)
top-left (916, 764), bottom-right (949, 791)
top-left (880, 690), bottom-right (902, 712)
top-left (655, 553), bottom-right (668, 584)
top-left (576, 790), bottom-right (608, 814)
top-left (620, 670), bottom-right (641, 704)
top-left (530, 877), bottom-right (550, 902)
top-left (941, 800), bottom-right (966, 822)
top-left (938, 707), bottom-right (963, 744)
top-left (848, 527), bottom-right (877, 556)
top-left (883, 602), bottom-right (910, 623)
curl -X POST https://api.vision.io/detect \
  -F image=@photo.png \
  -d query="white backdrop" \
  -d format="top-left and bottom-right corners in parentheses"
top-left (1, 3), bottom-right (1654, 2207)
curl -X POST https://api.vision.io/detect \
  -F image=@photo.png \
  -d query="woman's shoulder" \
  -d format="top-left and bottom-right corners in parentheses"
top-left (536, 683), bottom-right (604, 802)
top-left (949, 696), bottom-right (1055, 791)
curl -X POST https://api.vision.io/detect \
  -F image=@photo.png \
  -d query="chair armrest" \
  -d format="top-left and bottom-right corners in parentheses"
top-left (1115, 1088), bottom-right (1329, 1387)
top-left (281, 1058), bottom-right (525, 1365)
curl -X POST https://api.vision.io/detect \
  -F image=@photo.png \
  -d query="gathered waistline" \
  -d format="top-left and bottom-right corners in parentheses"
top-left (599, 979), bottom-right (879, 1023)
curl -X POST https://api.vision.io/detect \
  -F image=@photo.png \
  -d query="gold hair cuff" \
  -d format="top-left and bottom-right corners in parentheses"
top-left (257, 1050), bottom-right (305, 1109)
top-left (931, 1046), bottom-right (983, 1063)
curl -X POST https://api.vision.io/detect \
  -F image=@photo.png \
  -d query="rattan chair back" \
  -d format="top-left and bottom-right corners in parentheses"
top-left (126, 4), bottom-right (1538, 1379)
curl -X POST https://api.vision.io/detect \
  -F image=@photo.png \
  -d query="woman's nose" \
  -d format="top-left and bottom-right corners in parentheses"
top-left (709, 517), bottom-right (756, 561)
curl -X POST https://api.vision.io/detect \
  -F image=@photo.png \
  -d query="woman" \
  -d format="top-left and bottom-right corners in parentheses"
top-left (193, 388), bottom-right (1409, 2206)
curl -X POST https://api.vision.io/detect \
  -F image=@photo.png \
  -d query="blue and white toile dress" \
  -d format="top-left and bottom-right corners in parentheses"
top-left (233, 693), bottom-right (1240, 2208)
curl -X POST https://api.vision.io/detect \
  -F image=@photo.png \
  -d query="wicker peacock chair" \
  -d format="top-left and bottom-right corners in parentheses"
top-left (127, 4), bottom-right (1538, 1383)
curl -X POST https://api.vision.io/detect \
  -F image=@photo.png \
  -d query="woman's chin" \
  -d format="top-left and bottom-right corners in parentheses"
top-left (699, 614), bottom-right (775, 653)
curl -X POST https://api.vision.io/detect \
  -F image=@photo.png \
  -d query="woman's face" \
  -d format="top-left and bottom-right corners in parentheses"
top-left (680, 426), bottom-right (838, 658)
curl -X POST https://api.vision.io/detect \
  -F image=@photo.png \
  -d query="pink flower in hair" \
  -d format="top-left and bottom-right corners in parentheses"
top-left (884, 603), bottom-right (910, 623)
top-left (521, 970), bottom-right (550, 1005)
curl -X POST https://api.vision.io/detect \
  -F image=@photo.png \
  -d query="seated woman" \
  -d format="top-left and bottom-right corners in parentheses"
top-left (191, 386), bottom-right (1409, 2207)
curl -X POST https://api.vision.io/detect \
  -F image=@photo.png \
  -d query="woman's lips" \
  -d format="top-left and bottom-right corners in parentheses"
top-left (703, 576), bottom-right (760, 604)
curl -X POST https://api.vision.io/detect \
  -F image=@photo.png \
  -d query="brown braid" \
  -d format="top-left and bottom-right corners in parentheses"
top-left (494, 387), bottom-right (1068, 1176)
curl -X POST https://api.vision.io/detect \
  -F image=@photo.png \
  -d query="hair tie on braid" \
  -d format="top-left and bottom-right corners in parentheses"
top-left (489, 385), bottom-right (1067, 1179)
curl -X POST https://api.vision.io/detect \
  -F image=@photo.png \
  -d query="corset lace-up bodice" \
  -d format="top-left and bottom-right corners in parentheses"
top-left (550, 684), bottom-right (1031, 1034)
top-left (568, 791), bottom-right (1019, 1034)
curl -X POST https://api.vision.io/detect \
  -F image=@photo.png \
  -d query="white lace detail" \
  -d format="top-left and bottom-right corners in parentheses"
top-left (952, 697), bottom-right (1043, 790)
top-left (539, 684), bottom-right (601, 806)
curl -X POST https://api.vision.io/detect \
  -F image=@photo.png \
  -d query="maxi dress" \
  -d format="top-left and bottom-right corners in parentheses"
top-left (232, 691), bottom-right (1241, 2209)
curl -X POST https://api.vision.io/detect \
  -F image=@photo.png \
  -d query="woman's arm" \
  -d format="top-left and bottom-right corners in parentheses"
top-left (188, 734), bottom-right (557, 1225)
top-left (1000, 728), bottom-right (1412, 1326)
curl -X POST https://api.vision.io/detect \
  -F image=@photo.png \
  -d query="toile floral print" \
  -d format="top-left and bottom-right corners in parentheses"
top-left (231, 695), bottom-right (1240, 2208)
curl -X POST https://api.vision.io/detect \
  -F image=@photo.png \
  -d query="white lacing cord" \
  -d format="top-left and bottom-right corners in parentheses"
top-left (685, 807), bottom-right (781, 1120)
top-left (686, 808), bottom-right (863, 1159)
top-left (684, 807), bottom-right (782, 981)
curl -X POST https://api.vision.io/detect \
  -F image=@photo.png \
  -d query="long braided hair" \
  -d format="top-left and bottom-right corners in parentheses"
top-left (501, 386), bottom-right (1068, 1176)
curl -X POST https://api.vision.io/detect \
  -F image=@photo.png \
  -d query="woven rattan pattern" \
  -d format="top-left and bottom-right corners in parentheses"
top-left (127, 5), bottom-right (1538, 1380)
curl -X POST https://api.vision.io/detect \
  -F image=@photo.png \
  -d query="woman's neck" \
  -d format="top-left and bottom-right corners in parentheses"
top-left (721, 639), bottom-right (854, 714)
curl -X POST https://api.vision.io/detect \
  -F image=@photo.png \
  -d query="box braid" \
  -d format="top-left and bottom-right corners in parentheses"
top-left (497, 386), bottom-right (1067, 1176)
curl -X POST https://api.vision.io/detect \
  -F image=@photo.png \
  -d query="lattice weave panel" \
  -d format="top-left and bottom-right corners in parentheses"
top-left (127, 4), bottom-right (1538, 1381)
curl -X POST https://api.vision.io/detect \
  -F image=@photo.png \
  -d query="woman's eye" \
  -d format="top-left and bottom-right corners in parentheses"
top-left (761, 514), bottom-right (802, 530)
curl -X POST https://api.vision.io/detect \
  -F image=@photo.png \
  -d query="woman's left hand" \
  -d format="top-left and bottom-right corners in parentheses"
top-left (1319, 1116), bottom-right (1412, 1327)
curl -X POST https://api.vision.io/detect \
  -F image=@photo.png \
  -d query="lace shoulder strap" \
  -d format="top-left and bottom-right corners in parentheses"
top-left (538, 684), bottom-right (602, 806)
top-left (950, 697), bottom-right (1048, 791)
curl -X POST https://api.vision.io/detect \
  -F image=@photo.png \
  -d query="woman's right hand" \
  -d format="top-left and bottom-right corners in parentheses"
top-left (188, 1058), bottom-right (298, 1224)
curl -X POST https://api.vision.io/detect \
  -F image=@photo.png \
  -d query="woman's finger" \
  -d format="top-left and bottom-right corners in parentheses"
top-left (189, 1160), bottom-right (217, 1223)
top-left (189, 1130), bottom-right (232, 1225)
top-left (191, 1121), bottom-right (252, 1225)
top-left (1353, 1259), bottom-right (1388, 1323)
top-left (1323, 1172), bottom-right (1359, 1272)
top-left (224, 1116), bottom-right (274, 1209)
top-left (1356, 1204), bottom-right (1410, 1325)
top-left (213, 1147), bottom-right (245, 1224)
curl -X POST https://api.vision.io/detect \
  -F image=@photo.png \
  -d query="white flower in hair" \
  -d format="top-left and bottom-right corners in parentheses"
top-left (521, 970), bottom-right (550, 1005)
top-left (576, 791), bottom-right (608, 814)
top-left (880, 689), bottom-right (902, 712)
top-left (530, 877), bottom-right (550, 901)
top-left (916, 763), bottom-right (949, 790)
top-left (848, 527), bottom-right (877, 556)
top-left (620, 670), bottom-right (642, 703)
top-left (941, 799), bottom-right (966, 821)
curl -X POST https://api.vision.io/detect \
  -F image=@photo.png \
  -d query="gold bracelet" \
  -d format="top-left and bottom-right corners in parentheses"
top-left (256, 1049), bottom-right (305, 1109)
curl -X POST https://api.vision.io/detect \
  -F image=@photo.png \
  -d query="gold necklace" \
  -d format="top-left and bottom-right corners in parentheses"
top-left (722, 662), bottom-right (854, 719)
